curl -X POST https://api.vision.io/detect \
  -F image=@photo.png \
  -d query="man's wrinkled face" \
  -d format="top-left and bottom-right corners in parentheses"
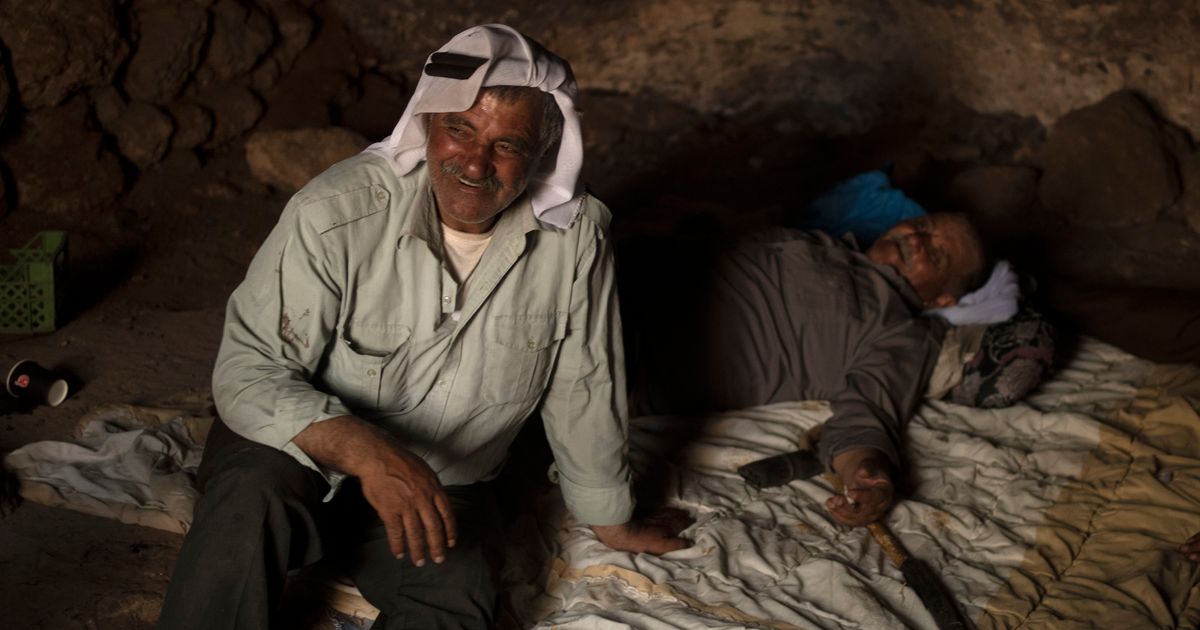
top-left (866, 214), bottom-right (980, 308)
top-left (426, 91), bottom-right (544, 233)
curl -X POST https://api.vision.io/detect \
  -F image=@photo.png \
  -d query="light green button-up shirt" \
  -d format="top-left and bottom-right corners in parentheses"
top-left (212, 153), bottom-right (634, 525)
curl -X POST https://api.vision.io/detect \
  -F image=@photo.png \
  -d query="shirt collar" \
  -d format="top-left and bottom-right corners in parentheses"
top-left (397, 164), bottom-right (440, 244)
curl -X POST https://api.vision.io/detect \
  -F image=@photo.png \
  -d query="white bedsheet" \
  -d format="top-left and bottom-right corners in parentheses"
top-left (505, 339), bottom-right (1200, 629)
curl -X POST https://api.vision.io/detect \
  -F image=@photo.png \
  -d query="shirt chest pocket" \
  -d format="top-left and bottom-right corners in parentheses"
top-left (323, 323), bottom-right (414, 413)
top-left (483, 313), bottom-right (568, 404)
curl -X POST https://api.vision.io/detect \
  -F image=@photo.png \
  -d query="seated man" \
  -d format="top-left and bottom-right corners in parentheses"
top-left (624, 213), bottom-right (987, 528)
top-left (158, 25), bottom-right (686, 630)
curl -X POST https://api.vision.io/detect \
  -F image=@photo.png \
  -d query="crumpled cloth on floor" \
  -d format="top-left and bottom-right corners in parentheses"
top-left (2, 403), bottom-right (213, 534)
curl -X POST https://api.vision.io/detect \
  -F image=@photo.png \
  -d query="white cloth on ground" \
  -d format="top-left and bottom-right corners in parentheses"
top-left (2, 404), bottom-right (209, 533)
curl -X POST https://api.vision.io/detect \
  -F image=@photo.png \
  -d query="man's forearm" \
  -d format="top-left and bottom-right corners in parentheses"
top-left (291, 415), bottom-right (397, 478)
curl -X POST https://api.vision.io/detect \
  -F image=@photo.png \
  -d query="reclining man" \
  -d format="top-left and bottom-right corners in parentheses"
top-left (158, 25), bottom-right (687, 630)
top-left (623, 213), bottom-right (987, 528)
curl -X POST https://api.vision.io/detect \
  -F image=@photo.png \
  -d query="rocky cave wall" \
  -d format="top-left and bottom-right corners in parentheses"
top-left (0, 0), bottom-right (1197, 291)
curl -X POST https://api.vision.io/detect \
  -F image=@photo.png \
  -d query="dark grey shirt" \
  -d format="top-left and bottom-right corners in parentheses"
top-left (626, 229), bottom-right (945, 470)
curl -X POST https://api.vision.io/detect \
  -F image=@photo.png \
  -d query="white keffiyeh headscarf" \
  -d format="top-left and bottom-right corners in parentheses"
top-left (926, 259), bottom-right (1020, 325)
top-left (364, 24), bottom-right (585, 228)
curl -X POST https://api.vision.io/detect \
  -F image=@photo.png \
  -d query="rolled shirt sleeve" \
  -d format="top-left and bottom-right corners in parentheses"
top-left (212, 190), bottom-right (353, 478)
top-left (540, 209), bottom-right (635, 526)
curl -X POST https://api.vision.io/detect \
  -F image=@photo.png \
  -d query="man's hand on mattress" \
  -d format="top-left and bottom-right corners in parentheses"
top-left (590, 508), bottom-right (694, 554)
top-left (826, 447), bottom-right (894, 527)
top-left (1179, 532), bottom-right (1200, 562)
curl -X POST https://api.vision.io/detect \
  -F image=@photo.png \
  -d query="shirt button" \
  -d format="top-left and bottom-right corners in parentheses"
top-left (442, 295), bottom-right (451, 304)
top-left (366, 369), bottom-right (376, 376)
top-left (437, 379), bottom-right (446, 387)
top-left (526, 339), bottom-right (536, 350)
top-left (374, 189), bottom-right (386, 201)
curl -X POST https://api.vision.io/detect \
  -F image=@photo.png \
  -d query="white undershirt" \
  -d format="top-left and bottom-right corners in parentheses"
top-left (441, 223), bottom-right (495, 320)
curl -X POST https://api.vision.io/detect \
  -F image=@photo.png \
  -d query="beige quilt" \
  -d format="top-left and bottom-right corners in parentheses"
top-left (504, 339), bottom-right (1200, 628)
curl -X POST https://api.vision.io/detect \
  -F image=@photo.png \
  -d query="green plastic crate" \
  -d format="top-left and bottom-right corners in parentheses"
top-left (0, 230), bottom-right (67, 333)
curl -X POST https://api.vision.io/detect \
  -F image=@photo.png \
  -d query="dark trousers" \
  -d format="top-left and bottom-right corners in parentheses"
top-left (157, 418), bottom-right (500, 630)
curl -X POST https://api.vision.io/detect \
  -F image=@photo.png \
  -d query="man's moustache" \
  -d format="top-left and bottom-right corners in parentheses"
top-left (441, 163), bottom-right (502, 193)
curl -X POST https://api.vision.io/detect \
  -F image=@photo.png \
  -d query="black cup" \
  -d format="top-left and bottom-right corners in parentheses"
top-left (6, 359), bottom-right (69, 407)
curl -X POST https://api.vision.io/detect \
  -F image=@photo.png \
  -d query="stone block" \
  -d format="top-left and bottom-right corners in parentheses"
top-left (0, 99), bottom-right (125, 214)
top-left (194, 0), bottom-right (275, 86)
top-left (122, 2), bottom-right (209, 102)
top-left (0, 0), bottom-right (128, 109)
top-left (947, 165), bottom-right (1039, 237)
top-left (245, 127), bottom-right (368, 191)
top-left (110, 101), bottom-right (175, 168)
top-left (1038, 91), bottom-right (1180, 227)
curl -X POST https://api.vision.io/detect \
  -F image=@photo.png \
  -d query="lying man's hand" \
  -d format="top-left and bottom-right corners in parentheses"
top-left (826, 447), bottom-right (894, 527)
top-left (590, 507), bottom-right (694, 554)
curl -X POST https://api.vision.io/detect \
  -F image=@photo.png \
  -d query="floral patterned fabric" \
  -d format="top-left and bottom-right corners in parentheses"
top-left (949, 307), bottom-right (1056, 408)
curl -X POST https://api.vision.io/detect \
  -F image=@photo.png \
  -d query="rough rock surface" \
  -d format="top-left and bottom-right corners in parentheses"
top-left (167, 102), bottom-right (215, 150)
top-left (0, 0), bottom-right (128, 109)
top-left (340, 72), bottom-right (410, 141)
top-left (1046, 222), bottom-right (1200, 292)
top-left (1164, 136), bottom-right (1200, 237)
top-left (110, 102), bottom-right (175, 168)
top-left (91, 85), bottom-right (127, 130)
top-left (245, 127), bottom-right (369, 191)
top-left (194, 86), bottom-right (265, 148)
top-left (257, 9), bottom-right (361, 131)
top-left (0, 99), bottom-right (125, 214)
top-left (1038, 91), bottom-right (1181, 228)
top-left (333, 0), bottom-right (1200, 138)
top-left (122, 2), bottom-right (210, 103)
top-left (248, 1), bottom-right (316, 93)
top-left (194, 0), bottom-right (276, 87)
top-left (0, 48), bottom-right (11, 131)
top-left (1182, 164), bottom-right (1200, 237)
top-left (0, 165), bottom-right (8, 212)
top-left (946, 165), bottom-right (1039, 239)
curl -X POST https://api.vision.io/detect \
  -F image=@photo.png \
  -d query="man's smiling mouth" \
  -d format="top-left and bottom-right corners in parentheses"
top-left (440, 162), bottom-right (501, 193)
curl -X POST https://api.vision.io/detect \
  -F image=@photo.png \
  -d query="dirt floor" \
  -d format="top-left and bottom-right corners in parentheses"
top-left (0, 147), bottom-right (293, 629)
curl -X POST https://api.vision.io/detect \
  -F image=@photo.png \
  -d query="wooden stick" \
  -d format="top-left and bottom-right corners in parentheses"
top-left (825, 470), bottom-right (969, 630)
top-left (867, 522), bottom-right (908, 567)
